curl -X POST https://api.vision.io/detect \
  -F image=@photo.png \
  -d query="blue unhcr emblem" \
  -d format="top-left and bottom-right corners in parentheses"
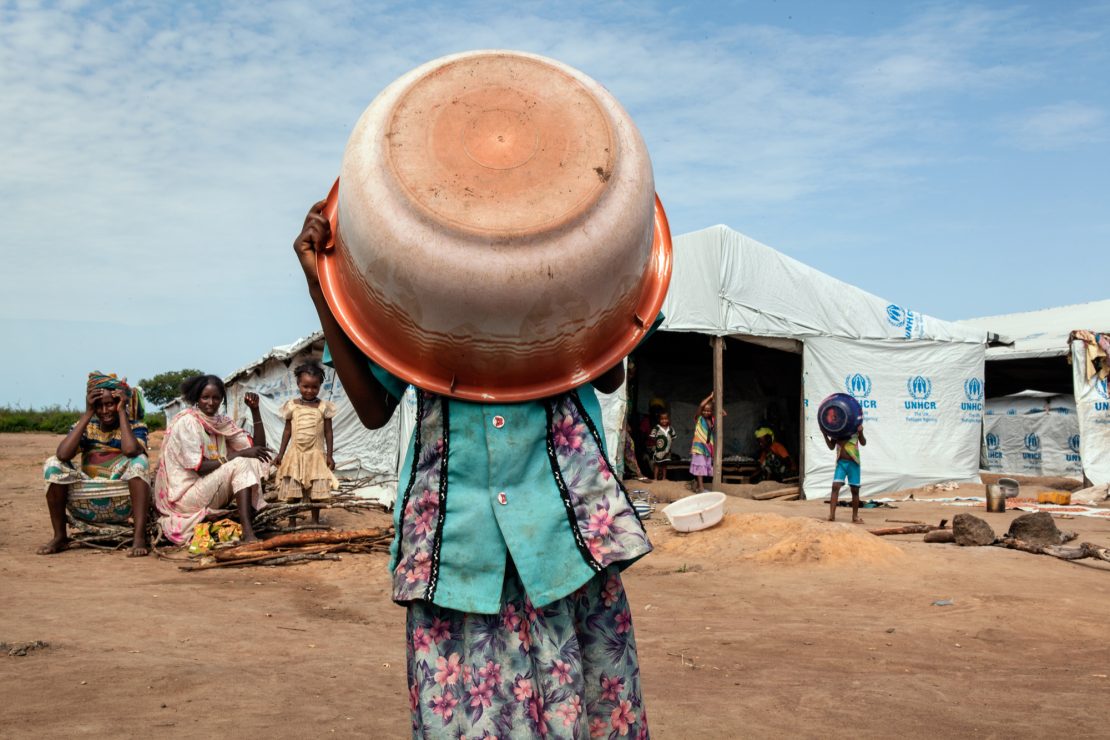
top-left (1024, 433), bottom-right (1040, 452)
top-left (844, 373), bottom-right (872, 398)
top-left (907, 375), bottom-right (932, 400)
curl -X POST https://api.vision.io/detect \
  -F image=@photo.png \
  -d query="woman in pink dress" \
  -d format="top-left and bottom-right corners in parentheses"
top-left (154, 374), bottom-right (272, 544)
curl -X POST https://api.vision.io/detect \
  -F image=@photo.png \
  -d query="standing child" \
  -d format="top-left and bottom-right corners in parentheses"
top-left (689, 393), bottom-right (716, 492)
top-left (823, 424), bottom-right (866, 523)
top-left (294, 203), bottom-right (652, 739)
top-left (273, 362), bottom-right (338, 524)
top-left (648, 409), bottom-right (677, 480)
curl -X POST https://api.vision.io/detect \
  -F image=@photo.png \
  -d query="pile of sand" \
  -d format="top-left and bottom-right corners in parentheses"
top-left (654, 512), bottom-right (905, 567)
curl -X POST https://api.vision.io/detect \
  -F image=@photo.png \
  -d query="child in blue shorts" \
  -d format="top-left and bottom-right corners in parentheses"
top-left (823, 424), bottom-right (866, 523)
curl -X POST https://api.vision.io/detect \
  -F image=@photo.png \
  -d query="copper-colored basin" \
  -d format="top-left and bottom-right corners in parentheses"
top-left (317, 50), bottom-right (672, 402)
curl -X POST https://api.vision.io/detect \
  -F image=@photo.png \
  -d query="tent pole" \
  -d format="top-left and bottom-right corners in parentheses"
top-left (798, 344), bottom-right (805, 494)
top-left (713, 336), bottom-right (724, 488)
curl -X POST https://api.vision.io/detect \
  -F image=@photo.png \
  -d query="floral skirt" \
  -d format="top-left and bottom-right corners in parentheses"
top-left (407, 563), bottom-right (649, 739)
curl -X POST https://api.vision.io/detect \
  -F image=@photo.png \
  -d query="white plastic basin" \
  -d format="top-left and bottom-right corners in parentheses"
top-left (662, 492), bottom-right (727, 532)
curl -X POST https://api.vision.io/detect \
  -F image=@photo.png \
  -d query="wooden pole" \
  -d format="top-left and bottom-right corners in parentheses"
top-left (712, 336), bottom-right (724, 488)
top-left (797, 343), bottom-right (808, 496)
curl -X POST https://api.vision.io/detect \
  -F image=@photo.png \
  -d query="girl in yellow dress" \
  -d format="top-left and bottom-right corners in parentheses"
top-left (273, 363), bottom-right (338, 523)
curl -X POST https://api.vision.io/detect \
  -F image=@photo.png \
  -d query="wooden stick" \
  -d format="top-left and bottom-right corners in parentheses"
top-left (181, 551), bottom-right (342, 571)
top-left (868, 519), bottom-right (949, 537)
top-left (219, 527), bottom-right (391, 557)
top-left (752, 487), bottom-right (800, 501)
top-left (996, 537), bottom-right (1110, 563)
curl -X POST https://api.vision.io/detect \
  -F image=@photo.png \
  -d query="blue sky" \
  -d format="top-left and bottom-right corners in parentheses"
top-left (2, 0), bottom-right (1107, 406)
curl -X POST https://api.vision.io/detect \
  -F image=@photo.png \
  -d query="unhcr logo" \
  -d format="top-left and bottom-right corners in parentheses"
top-left (1023, 432), bottom-right (1041, 460)
top-left (1097, 379), bottom-right (1109, 411)
top-left (1067, 433), bottom-right (1082, 462)
top-left (985, 432), bottom-right (1002, 460)
top-left (905, 375), bottom-right (936, 410)
top-left (844, 373), bottom-right (877, 408)
top-left (886, 303), bottom-right (917, 339)
top-left (962, 378), bottom-right (983, 411)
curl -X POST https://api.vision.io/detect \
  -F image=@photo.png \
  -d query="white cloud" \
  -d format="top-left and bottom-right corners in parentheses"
top-left (1007, 102), bottom-right (1107, 150)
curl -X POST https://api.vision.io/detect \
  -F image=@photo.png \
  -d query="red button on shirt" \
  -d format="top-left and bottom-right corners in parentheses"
top-left (492, 415), bottom-right (505, 429)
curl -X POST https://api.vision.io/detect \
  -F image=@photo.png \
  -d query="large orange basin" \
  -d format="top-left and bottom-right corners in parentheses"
top-left (317, 50), bottom-right (672, 402)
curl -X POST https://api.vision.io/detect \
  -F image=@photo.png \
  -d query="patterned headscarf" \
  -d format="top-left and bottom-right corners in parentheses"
top-left (87, 371), bottom-right (146, 419)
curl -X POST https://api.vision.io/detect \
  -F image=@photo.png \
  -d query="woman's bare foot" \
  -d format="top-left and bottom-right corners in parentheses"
top-left (827, 515), bottom-right (836, 522)
top-left (36, 536), bottom-right (70, 555)
top-left (240, 532), bottom-right (259, 544)
top-left (852, 517), bottom-right (865, 524)
top-left (128, 542), bottom-right (150, 557)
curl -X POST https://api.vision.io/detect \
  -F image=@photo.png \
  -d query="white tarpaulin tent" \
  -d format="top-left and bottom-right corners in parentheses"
top-left (960, 300), bottom-right (1110, 360)
top-left (1071, 338), bottom-right (1110, 485)
top-left (660, 225), bottom-right (987, 498)
top-left (959, 303), bottom-right (1109, 484)
top-left (981, 393), bottom-right (1082, 479)
top-left (165, 333), bottom-right (629, 507)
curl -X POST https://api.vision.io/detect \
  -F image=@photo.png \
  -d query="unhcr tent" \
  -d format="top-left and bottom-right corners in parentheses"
top-left (959, 301), bottom-right (1110, 484)
top-left (981, 392), bottom-right (1082, 479)
top-left (654, 225), bottom-right (987, 499)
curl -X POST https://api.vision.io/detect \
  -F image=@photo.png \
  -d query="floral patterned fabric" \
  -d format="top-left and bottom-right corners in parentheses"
top-left (393, 392), bottom-right (447, 603)
top-left (408, 563), bottom-right (648, 740)
top-left (547, 393), bottom-right (652, 571)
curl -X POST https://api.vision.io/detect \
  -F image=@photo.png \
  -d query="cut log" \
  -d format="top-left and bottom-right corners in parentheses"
top-left (752, 487), bottom-right (800, 501)
top-left (221, 527), bottom-right (391, 555)
top-left (868, 519), bottom-right (948, 537)
top-left (996, 537), bottom-right (1110, 563)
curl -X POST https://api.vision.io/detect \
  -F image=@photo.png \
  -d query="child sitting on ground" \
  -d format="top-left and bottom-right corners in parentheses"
top-left (823, 424), bottom-right (866, 523)
top-left (648, 409), bottom-right (677, 480)
top-left (273, 362), bottom-right (338, 524)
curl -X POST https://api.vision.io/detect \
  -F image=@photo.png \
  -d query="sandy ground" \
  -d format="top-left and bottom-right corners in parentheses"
top-left (2, 432), bottom-right (1109, 739)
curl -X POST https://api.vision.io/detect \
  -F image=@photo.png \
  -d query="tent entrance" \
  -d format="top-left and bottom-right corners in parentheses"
top-left (629, 332), bottom-right (802, 485)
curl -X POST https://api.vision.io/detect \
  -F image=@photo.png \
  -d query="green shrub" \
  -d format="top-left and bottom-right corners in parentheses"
top-left (0, 407), bottom-right (165, 433)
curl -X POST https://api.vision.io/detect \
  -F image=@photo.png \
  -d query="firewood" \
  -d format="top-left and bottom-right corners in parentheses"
top-left (996, 537), bottom-right (1110, 563)
top-left (220, 527), bottom-right (391, 556)
top-left (868, 519), bottom-right (949, 537)
top-left (752, 487), bottom-right (800, 501)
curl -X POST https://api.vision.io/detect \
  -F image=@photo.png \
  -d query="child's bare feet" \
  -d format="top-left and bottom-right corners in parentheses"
top-left (827, 515), bottom-right (836, 522)
top-left (128, 543), bottom-right (150, 557)
top-left (36, 536), bottom-right (70, 555)
top-left (852, 517), bottom-right (865, 524)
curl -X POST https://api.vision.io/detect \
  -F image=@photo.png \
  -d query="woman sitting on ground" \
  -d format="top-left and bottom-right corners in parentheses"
top-left (154, 374), bottom-right (272, 545)
top-left (39, 371), bottom-right (152, 557)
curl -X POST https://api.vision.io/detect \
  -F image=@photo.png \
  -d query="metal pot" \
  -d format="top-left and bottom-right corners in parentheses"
top-left (317, 50), bottom-right (672, 401)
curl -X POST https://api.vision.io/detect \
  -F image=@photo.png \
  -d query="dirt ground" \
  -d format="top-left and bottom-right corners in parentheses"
top-left (2, 432), bottom-right (1109, 739)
